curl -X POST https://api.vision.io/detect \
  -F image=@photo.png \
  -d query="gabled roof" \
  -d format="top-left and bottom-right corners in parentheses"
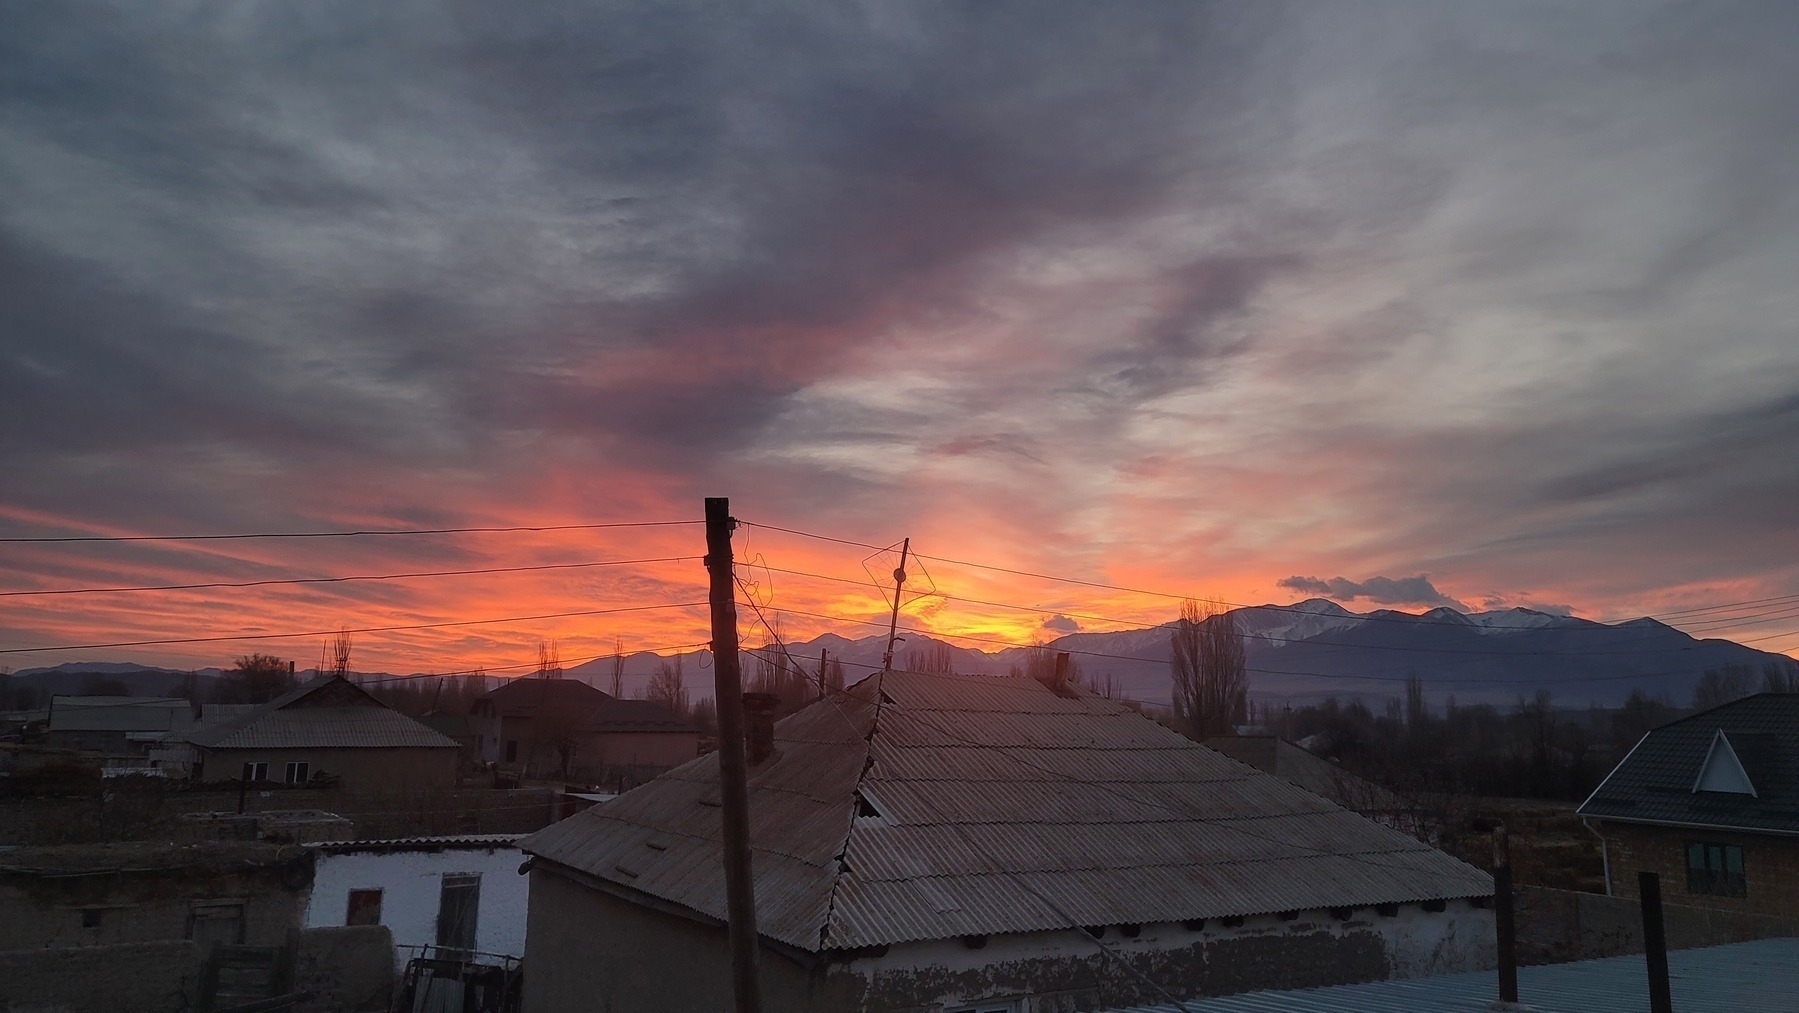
top-left (520, 671), bottom-right (1492, 952)
top-left (477, 677), bottom-right (611, 718)
top-left (1579, 693), bottom-right (1799, 835)
top-left (49, 696), bottom-right (195, 733)
top-left (186, 676), bottom-right (458, 751)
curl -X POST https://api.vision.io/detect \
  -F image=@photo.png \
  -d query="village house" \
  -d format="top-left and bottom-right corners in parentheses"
top-left (473, 676), bottom-right (698, 783)
top-left (517, 671), bottom-right (1496, 1013)
top-left (1578, 692), bottom-right (1799, 918)
top-left (0, 840), bottom-right (395, 1011)
top-left (186, 675), bottom-right (460, 791)
top-left (305, 833), bottom-right (529, 969)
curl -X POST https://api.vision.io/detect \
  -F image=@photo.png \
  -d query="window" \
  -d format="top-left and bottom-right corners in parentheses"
top-left (241, 761), bottom-right (268, 782)
top-left (1686, 841), bottom-right (1747, 898)
top-left (436, 873), bottom-right (481, 954)
top-left (346, 889), bottom-right (383, 926)
top-left (505, 740), bottom-right (518, 762)
top-left (284, 761), bottom-right (310, 784)
top-left (188, 903), bottom-right (245, 947)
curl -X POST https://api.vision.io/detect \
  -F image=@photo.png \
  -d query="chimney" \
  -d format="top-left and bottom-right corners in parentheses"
top-left (289, 661), bottom-right (297, 677)
top-left (1053, 652), bottom-right (1070, 693)
top-left (742, 692), bottom-right (778, 765)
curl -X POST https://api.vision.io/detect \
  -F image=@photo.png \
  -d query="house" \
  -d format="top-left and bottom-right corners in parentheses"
top-left (46, 695), bottom-right (195, 758)
top-left (517, 671), bottom-right (1496, 1013)
top-left (0, 841), bottom-right (394, 1011)
top-left (1577, 692), bottom-right (1799, 918)
top-left (186, 675), bottom-right (460, 790)
top-left (305, 833), bottom-right (529, 969)
top-left (472, 677), bottom-right (698, 782)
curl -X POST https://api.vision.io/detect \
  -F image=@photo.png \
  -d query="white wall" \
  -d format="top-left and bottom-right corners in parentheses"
top-left (306, 842), bottom-right (529, 968)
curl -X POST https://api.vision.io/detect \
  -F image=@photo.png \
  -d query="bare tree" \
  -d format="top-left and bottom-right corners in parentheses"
top-left (321, 631), bottom-right (353, 680)
top-left (608, 638), bottom-right (626, 698)
top-left (644, 656), bottom-right (689, 714)
top-left (903, 642), bottom-right (957, 675)
top-left (1169, 600), bottom-right (1246, 738)
top-left (537, 640), bottom-right (563, 680)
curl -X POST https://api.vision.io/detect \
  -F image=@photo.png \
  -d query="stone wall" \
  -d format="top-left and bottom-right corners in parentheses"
top-left (0, 940), bottom-right (206, 1013)
top-left (293, 925), bottom-right (396, 1013)
top-left (1514, 884), bottom-right (1799, 965)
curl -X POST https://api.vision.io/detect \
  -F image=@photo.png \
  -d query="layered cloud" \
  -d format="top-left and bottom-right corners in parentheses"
top-left (1277, 576), bottom-right (1466, 610)
top-left (3, 2), bottom-right (1799, 670)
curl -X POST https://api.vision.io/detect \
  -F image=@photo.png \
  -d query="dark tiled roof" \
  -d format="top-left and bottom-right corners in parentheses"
top-left (580, 697), bottom-right (697, 734)
top-left (1578, 693), bottom-right (1799, 835)
top-left (478, 677), bottom-right (610, 718)
top-left (521, 671), bottom-right (1492, 952)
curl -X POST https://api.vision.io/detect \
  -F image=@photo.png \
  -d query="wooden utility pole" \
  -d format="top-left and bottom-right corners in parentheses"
top-left (704, 498), bottom-right (762, 1013)
top-left (881, 538), bottom-right (911, 672)
top-left (817, 648), bottom-right (829, 696)
top-left (1639, 871), bottom-right (1672, 1013)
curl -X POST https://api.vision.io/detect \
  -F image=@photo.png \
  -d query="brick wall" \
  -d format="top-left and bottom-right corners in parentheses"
top-left (1594, 821), bottom-right (1799, 918)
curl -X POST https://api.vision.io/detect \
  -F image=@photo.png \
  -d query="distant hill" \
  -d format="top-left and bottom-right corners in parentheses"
top-left (18, 598), bottom-right (1793, 709)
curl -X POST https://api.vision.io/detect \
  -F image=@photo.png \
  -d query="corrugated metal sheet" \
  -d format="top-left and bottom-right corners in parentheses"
top-left (1102, 937), bottom-right (1799, 1013)
top-left (188, 677), bottom-right (458, 750)
top-left (49, 697), bottom-right (194, 733)
top-left (519, 671), bottom-right (1492, 953)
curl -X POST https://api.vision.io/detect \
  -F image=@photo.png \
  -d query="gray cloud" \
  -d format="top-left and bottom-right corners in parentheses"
top-left (1041, 614), bottom-right (1081, 635)
top-left (1278, 575), bottom-right (1467, 610)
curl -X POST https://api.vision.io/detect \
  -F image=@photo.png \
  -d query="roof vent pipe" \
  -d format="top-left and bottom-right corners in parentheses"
top-left (742, 692), bottom-right (778, 765)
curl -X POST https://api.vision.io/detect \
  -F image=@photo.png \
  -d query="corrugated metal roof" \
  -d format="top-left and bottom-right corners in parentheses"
top-left (520, 671), bottom-right (1492, 952)
top-left (1102, 936), bottom-right (1799, 1012)
top-left (49, 697), bottom-right (194, 733)
top-left (188, 676), bottom-right (458, 750)
top-left (1579, 693), bottom-right (1799, 835)
top-left (311, 834), bottom-right (523, 852)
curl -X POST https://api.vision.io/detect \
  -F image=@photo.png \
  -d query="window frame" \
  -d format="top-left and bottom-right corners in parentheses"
top-left (284, 760), bottom-right (311, 784)
top-left (1685, 840), bottom-right (1747, 898)
top-left (435, 873), bottom-right (482, 954)
top-left (345, 888), bottom-right (384, 927)
top-left (242, 761), bottom-right (268, 782)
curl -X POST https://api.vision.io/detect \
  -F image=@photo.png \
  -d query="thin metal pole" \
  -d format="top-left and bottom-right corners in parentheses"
top-left (704, 498), bottom-right (762, 1013)
top-left (881, 538), bottom-right (911, 672)
top-left (1640, 871), bottom-right (1672, 1013)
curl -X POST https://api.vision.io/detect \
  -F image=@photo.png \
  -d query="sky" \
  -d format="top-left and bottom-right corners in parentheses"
top-left (4, 1), bottom-right (1798, 675)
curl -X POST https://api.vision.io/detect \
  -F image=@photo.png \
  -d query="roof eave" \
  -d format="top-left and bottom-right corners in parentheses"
top-left (1580, 813), bottom-right (1799, 838)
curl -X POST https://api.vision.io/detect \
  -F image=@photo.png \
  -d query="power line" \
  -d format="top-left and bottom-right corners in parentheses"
top-left (0, 556), bottom-right (701, 598)
top-left (737, 519), bottom-right (1799, 636)
top-left (0, 519), bottom-right (701, 544)
top-left (0, 601), bottom-right (709, 655)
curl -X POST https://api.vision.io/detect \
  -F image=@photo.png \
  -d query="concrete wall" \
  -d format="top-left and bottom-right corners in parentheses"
top-left (200, 746), bottom-right (458, 792)
top-left (1514, 884), bottom-right (1799, 965)
top-left (0, 939), bottom-right (206, 1013)
top-left (306, 843), bottom-right (528, 968)
top-left (522, 863), bottom-right (1496, 1013)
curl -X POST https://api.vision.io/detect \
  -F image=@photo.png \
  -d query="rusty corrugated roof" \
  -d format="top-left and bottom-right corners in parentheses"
top-left (519, 671), bottom-right (1492, 952)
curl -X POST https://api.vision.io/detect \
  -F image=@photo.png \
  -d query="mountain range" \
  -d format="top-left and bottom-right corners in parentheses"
top-left (9, 599), bottom-right (1793, 709)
